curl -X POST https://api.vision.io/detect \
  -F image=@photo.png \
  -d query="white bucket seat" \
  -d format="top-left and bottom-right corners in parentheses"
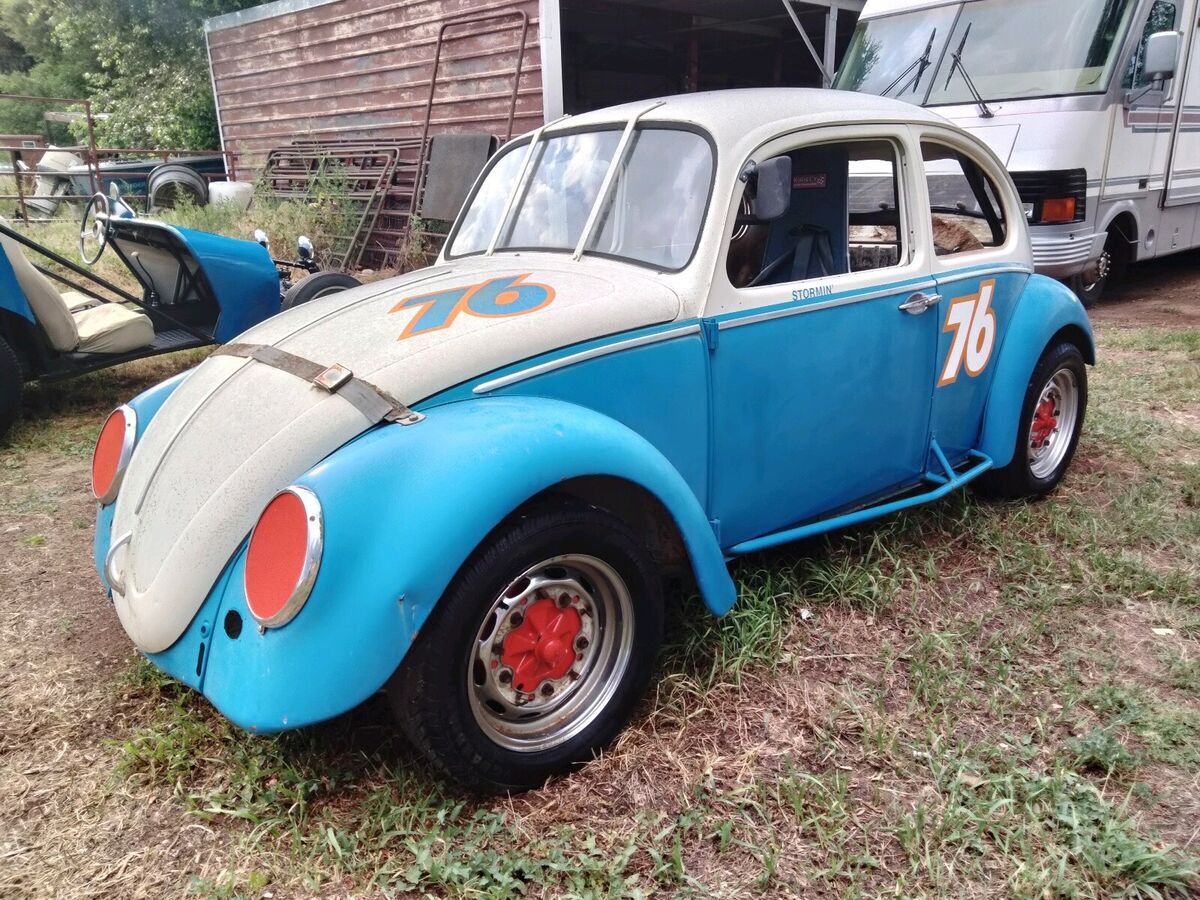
top-left (0, 228), bottom-right (154, 354)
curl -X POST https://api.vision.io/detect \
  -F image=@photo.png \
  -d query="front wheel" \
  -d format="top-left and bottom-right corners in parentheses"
top-left (1069, 265), bottom-right (1106, 308)
top-left (389, 504), bottom-right (664, 793)
top-left (280, 271), bottom-right (360, 310)
top-left (975, 341), bottom-right (1087, 500)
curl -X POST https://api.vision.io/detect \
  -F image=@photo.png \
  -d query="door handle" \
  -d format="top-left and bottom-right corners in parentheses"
top-left (899, 291), bottom-right (941, 314)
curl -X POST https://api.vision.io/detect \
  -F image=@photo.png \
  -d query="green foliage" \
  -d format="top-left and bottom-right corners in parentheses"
top-left (0, 0), bottom-right (258, 148)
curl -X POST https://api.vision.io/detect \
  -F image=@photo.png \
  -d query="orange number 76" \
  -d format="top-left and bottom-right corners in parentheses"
top-left (939, 279), bottom-right (997, 386)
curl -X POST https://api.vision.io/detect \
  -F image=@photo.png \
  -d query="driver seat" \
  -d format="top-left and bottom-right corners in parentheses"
top-left (0, 228), bottom-right (154, 355)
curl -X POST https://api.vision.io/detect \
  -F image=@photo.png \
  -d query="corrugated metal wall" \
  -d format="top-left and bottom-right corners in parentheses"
top-left (205, 0), bottom-right (544, 175)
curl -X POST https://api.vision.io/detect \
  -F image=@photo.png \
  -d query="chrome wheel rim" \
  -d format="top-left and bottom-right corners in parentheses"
top-left (1028, 367), bottom-right (1079, 480)
top-left (467, 554), bottom-right (633, 753)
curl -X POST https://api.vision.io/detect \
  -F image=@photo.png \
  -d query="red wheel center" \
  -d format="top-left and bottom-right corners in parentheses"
top-left (500, 597), bottom-right (583, 694)
top-left (1031, 397), bottom-right (1058, 448)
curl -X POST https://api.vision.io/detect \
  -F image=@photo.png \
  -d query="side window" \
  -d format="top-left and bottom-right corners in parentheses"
top-left (727, 140), bottom-right (905, 289)
top-left (1124, 1), bottom-right (1178, 89)
top-left (920, 142), bottom-right (1007, 257)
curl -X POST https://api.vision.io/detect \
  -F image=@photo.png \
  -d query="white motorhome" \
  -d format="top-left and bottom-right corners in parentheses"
top-left (835, 0), bottom-right (1199, 304)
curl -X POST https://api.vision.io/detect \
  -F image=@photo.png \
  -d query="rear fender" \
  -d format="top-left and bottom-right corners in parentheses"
top-left (94, 367), bottom-right (194, 584)
top-left (978, 274), bottom-right (1094, 468)
top-left (200, 395), bottom-right (735, 732)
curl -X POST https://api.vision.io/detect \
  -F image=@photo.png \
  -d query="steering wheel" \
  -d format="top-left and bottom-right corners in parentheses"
top-left (79, 192), bottom-right (112, 265)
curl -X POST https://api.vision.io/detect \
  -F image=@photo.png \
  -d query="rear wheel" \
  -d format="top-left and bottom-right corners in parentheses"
top-left (0, 335), bottom-right (23, 441)
top-left (281, 271), bottom-right (360, 310)
top-left (975, 341), bottom-right (1087, 500)
top-left (389, 503), bottom-right (663, 793)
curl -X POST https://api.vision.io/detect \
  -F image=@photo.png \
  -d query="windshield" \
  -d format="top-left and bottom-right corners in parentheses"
top-left (448, 126), bottom-right (714, 271)
top-left (835, 0), bottom-right (1140, 105)
top-left (833, 5), bottom-right (958, 98)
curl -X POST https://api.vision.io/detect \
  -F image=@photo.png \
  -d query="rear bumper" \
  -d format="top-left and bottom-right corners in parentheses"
top-left (1030, 227), bottom-right (1107, 279)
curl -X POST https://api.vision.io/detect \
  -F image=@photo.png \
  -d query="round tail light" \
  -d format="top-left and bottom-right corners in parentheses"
top-left (244, 487), bottom-right (323, 628)
top-left (91, 405), bottom-right (136, 504)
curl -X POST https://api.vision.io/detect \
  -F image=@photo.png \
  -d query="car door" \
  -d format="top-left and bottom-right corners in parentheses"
top-left (705, 125), bottom-right (939, 548)
top-left (916, 128), bottom-right (1031, 464)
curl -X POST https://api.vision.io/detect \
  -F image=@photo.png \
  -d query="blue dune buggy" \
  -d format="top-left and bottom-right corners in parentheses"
top-left (0, 190), bottom-right (359, 438)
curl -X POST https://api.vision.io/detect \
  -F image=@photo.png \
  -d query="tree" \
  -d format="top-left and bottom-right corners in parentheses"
top-left (0, 0), bottom-right (257, 148)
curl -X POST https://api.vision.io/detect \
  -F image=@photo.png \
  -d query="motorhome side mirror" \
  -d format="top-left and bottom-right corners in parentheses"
top-left (297, 235), bottom-right (314, 261)
top-left (254, 229), bottom-right (270, 250)
top-left (1143, 31), bottom-right (1180, 83)
top-left (748, 156), bottom-right (792, 223)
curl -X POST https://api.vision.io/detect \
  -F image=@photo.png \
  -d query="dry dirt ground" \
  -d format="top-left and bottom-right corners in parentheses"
top-left (0, 254), bottom-right (1197, 898)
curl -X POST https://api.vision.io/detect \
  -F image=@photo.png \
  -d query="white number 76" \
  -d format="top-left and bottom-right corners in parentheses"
top-left (939, 279), bottom-right (997, 386)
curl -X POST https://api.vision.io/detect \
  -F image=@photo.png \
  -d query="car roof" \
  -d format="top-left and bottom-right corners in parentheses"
top-left (549, 88), bottom-right (954, 150)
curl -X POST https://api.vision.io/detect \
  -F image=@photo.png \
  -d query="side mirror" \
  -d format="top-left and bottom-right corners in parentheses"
top-left (1143, 31), bottom-right (1180, 83)
top-left (254, 228), bottom-right (270, 251)
top-left (741, 156), bottom-right (792, 223)
top-left (297, 235), bottom-right (314, 261)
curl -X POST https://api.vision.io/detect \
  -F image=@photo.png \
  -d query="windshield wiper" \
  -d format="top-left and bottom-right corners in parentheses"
top-left (943, 23), bottom-right (994, 118)
top-left (486, 115), bottom-right (571, 255)
top-left (882, 28), bottom-right (938, 98)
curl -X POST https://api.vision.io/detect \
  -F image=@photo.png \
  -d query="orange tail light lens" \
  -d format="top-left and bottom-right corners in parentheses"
top-left (91, 405), bottom-right (136, 503)
top-left (244, 487), bottom-right (323, 628)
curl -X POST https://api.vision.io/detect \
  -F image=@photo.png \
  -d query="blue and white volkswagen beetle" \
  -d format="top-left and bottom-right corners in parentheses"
top-left (92, 89), bottom-right (1092, 792)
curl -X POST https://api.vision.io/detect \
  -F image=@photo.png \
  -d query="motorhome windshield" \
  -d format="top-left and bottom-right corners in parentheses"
top-left (835, 0), bottom-right (1140, 105)
top-left (448, 126), bottom-right (714, 271)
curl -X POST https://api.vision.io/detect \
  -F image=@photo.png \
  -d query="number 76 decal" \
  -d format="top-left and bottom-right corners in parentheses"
top-left (939, 279), bottom-right (997, 386)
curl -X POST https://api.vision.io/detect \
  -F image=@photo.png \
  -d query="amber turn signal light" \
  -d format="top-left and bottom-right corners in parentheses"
top-left (1040, 197), bottom-right (1077, 224)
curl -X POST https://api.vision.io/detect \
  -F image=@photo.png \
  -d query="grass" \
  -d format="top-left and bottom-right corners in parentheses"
top-left (1, 310), bottom-right (1198, 896)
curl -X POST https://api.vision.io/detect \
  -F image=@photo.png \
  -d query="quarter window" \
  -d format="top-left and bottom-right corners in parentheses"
top-left (727, 140), bottom-right (906, 289)
top-left (920, 143), bottom-right (1007, 256)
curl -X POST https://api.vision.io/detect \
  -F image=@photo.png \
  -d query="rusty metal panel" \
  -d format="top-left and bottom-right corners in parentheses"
top-left (205, 0), bottom-right (545, 172)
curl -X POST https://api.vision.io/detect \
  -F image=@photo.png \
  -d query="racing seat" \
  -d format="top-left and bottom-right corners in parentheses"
top-left (751, 144), bottom-right (850, 287)
top-left (0, 229), bottom-right (154, 354)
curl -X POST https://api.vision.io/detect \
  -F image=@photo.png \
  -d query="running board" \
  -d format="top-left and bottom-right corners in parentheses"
top-left (728, 440), bottom-right (994, 556)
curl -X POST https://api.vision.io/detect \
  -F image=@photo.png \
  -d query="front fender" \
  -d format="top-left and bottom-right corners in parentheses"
top-left (978, 274), bottom-right (1094, 468)
top-left (199, 395), bottom-right (734, 732)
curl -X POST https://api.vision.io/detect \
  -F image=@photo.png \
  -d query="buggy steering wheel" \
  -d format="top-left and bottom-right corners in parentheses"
top-left (79, 193), bottom-right (112, 265)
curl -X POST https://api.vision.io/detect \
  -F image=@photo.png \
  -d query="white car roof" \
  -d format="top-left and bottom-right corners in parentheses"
top-left (546, 88), bottom-right (954, 154)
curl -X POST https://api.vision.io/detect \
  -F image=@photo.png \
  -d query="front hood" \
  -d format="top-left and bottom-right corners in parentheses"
top-left (109, 256), bottom-right (679, 652)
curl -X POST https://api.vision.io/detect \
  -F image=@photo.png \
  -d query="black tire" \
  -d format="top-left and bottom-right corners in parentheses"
top-left (975, 341), bottom-right (1087, 500)
top-left (0, 335), bottom-right (22, 442)
top-left (281, 271), bottom-right (360, 310)
top-left (146, 163), bottom-right (208, 211)
top-left (1068, 228), bottom-right (1127, 308)
top-left (389, 503), bottom-right (664, 793)
top-left (1069, 269), bottom-right (1105, 308)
